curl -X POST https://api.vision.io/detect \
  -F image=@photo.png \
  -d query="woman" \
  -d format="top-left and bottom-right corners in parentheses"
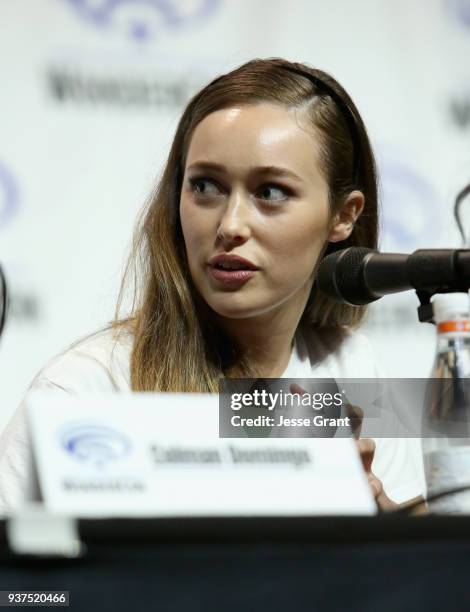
top-left (0, 58), bottom-right (423, 512)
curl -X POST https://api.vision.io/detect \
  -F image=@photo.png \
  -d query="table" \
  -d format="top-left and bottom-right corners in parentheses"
top-left (0, 515), bottom-right (469, 611)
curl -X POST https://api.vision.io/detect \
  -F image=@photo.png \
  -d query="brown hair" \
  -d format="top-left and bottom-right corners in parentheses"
top-left (115, 58), bottom-right (379, 391)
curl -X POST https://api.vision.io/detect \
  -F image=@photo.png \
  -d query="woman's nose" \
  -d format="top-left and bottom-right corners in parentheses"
top-left (216, 191), bottom-right (252, 246)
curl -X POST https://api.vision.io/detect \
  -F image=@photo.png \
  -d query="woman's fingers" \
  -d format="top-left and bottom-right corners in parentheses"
top-left (289, 383), bottom-right (337, 438)
top-left (368, 473), bottom-right (399, 511)
top-left (346, 403), bottom-right (363, 439)
top-left (289, 383), bottom-right (327, 438)
top-left (368, 472), bottom-right (383, 497)
top-left (357, 440), bottom-right (398, 511)
top-left (356, 437), bottom-right (375, 473)
top-left (289, 383), bottom-right (307, 396)
top-left (289, 383), bottom-right (359, 438)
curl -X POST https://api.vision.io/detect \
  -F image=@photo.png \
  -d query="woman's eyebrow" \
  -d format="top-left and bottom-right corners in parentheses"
top-left (186, 161), bottom-right (303, 182)
top-left (186, 161), bottom-right (226, 174)
top-left (255, 166), bottom-right (303, 182)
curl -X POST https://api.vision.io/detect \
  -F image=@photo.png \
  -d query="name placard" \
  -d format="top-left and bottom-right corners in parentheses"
top-left (26, 393), bottom-right (375, 517)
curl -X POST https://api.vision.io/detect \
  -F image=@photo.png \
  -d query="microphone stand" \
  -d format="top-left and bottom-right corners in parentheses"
top-left (416, 182), bottom-right (470, 324)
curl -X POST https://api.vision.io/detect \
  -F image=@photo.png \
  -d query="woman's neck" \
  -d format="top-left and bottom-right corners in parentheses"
top-left (217, 310), bottom-right (301, 378)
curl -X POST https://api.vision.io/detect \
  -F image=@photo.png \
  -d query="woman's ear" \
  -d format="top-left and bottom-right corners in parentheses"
top-left (328, 190), bottom-right (365, 243)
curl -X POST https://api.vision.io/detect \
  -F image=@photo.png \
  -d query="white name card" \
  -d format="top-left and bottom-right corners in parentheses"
top-left (26, 393), bottom-right (375, 517)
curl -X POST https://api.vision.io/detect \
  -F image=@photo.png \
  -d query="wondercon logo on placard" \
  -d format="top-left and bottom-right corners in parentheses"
top-left (64, 0), bottom-right (223, 42)
top-left (61, 424), bottom-right (132, 468)
top-left (0, 162), bottom-right (19, 232)
top-left (379, 157), bottom-right (440, 252)
top-left (446, 0), bottom-right (470, 29)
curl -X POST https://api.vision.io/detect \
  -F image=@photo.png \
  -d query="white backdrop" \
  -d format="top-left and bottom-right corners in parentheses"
top-left (1, 0), bottom-right (470, 428)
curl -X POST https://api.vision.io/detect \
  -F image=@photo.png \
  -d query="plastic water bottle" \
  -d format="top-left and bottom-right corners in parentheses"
top-left (422, 292), bottom-right (470, 512)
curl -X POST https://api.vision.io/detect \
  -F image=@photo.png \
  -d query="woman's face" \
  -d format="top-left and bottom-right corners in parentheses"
top-left (179, 103), bottom-right (352, 323)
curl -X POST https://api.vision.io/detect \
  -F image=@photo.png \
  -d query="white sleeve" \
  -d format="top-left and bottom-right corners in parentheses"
top-left (0, 339), bottom-right (123, 515)
top-left (340, 380), bottom-right (425, 504)
top-left (337, 333), bottom-right (426, 504)
top-left (0, 379), bottom-right (67, 515)
top-left (368, 349), bottom-right (425, 504)
top-left (372, 437), bottom-right (424, 504)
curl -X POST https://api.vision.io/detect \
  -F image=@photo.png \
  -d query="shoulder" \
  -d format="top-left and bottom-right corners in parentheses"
top-left (31, 325), bottom-right (133, 394)
top-left (0, 326), bottom-right (134, 514)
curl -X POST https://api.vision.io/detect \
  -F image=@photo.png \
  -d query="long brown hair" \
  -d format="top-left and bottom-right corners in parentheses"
top-left (114, 58), bottom-right (379, 391)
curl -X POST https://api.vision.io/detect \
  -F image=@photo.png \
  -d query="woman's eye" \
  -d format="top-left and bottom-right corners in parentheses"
top-left (257, 184), bottom-right (290, 202)
top-left (189, 177), bottom-right (221, 197)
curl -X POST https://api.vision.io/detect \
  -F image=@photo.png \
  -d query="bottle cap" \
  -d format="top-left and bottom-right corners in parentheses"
top-left (432, 292), bottom-right (470, 324)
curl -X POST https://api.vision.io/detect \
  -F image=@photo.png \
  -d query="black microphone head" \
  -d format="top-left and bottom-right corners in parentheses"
top-left (316, 247), bottom-right (379, 305)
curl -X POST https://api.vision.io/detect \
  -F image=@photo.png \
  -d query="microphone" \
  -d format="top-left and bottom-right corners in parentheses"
top-left (316, 247), bottom-right (470, 305)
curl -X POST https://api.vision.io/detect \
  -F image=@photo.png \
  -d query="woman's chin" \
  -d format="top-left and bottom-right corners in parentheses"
top-left (211, 307), bottom-right (259, 320)
top-left (207, 299), bottom-right (268, 321)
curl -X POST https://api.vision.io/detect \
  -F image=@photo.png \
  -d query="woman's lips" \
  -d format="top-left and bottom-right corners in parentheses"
top-left (208, 266), bottom-right (257, 284)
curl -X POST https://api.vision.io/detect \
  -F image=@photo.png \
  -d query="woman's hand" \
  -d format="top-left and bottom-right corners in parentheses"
top-left (289, 383), bottom-right (398, 511)
top-left (355, 438), bottom-right (398, 512)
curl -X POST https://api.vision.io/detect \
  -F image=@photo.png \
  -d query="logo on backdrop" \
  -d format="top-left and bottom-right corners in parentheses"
top-left (380, 158), bottom-right (440, 252)
top-left (449, 91), bottom-right (470, 130)
top-left (64, 0), bottom-right (222, 42)
top-left (61, 424), bottom-right (132, 468)
top-left (0, 162), bottom-right (19, 232)
top-left (47, 67), bottom-right (194, 108)
top-left (444, 1), bottom-right (470, 130)
top-left (446, 0), bottom-right (470, 29)
top-left (49, 1), bottom-right (222, 108)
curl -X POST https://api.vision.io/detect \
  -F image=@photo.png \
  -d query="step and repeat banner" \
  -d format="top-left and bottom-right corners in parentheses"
top-left (0, 0), bottom-right (469, 427)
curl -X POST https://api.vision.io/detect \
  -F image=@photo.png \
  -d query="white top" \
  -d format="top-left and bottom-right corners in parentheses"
top-left (0, 326), bottom-right (423, 513)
